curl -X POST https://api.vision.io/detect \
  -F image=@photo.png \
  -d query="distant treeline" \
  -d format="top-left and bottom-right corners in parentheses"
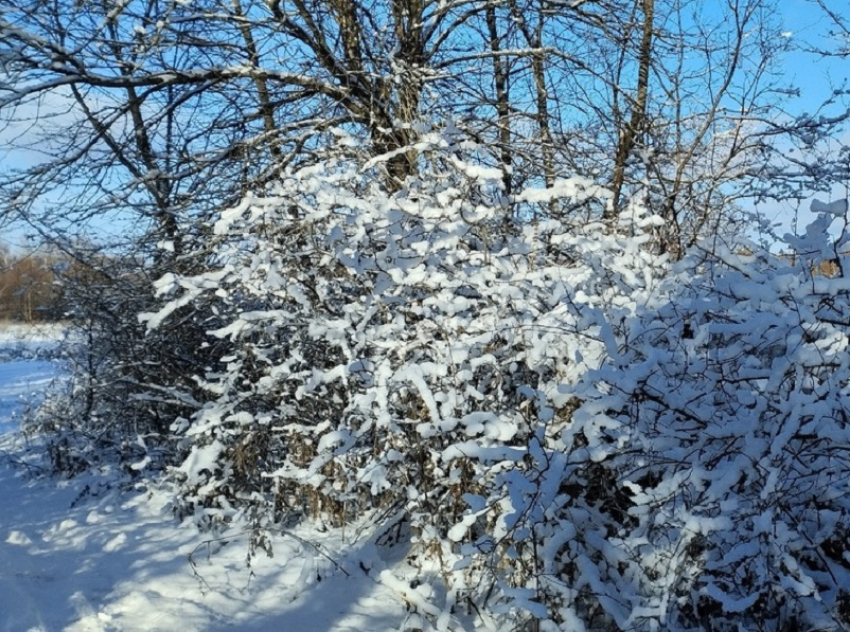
top-left (0, 247), bottom-right (74, 322)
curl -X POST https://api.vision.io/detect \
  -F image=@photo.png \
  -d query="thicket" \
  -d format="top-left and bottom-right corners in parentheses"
top-left (31, 137), bottom-right (850, 630)
top-left (6, 0), bottom-right (850, 629)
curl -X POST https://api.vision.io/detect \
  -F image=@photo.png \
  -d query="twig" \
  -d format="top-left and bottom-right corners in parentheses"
top-left (279, 528), bottom-right (351, 577)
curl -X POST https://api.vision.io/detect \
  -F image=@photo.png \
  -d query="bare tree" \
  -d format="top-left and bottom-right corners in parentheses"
top-left (528, 0), bottom-right (805, 254)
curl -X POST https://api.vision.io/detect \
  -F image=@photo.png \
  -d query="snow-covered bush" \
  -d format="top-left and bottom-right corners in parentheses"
top-left (134, 137), bottom-right (850, 629)
top-left (474, 220), bottom-right (850, 629)
top-left (142, 133), bottom-right (630, 531)
top-left (25, 251), bottom-right (220, 477)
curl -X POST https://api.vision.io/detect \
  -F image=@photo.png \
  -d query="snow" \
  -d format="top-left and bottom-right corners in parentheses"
top-left (0, 464), bottom-right (409, 631)
top-left (0, 326), bottom-right (412, 632)
top-left (0, 360), bottom-right (55, 435)
top-left (810, 197), bottom-right (848, 216)
top-left (0, 324), bottom-right (63, 435)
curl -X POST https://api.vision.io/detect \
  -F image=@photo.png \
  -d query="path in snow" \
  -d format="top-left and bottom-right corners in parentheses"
top-left (0, 332), bottom-right (412, 632)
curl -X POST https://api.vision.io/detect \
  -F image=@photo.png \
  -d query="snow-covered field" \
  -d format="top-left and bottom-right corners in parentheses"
top-left (0, 359), bottom-right (56, 436)
top-left (0, 323), bottom-right (63, 435)
top-left (0, 326), bottom-right (412, 632)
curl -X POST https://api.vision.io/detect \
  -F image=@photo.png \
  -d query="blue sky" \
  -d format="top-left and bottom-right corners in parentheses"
top-left (780, 0), bottom-right (848, 121)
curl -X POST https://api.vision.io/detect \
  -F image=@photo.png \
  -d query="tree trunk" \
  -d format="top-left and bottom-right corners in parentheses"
top-left (609, 0), bottom-right (655, 219)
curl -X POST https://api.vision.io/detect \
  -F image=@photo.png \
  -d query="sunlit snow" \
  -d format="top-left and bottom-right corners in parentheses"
top-left (0, 326), bottom-right (411, 631)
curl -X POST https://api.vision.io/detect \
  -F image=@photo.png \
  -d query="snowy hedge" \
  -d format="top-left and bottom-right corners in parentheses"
top-left (133, 138), bottom-right (850, 630)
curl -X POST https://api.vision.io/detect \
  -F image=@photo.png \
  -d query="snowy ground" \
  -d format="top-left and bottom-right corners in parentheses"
top-left (0, 359), bottom-right (56, 436)
top-left (0, 326), bottom-right (415, 632)
top-left (0, 323), bottom-right (63, 435)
